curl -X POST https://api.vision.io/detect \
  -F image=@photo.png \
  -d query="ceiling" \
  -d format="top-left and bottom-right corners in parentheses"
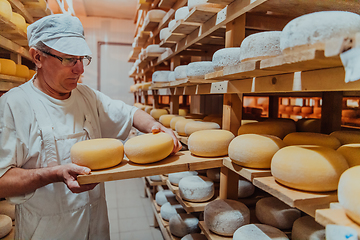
top-left (48, 0), bottom-right (138, 20)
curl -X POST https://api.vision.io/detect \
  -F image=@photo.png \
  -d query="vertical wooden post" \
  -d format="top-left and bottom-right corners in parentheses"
top-left (223, 93), bottom-right (243, 135)
top-left (219, 167), bottom-right (239, 200)
top-left (321, 92), bottom-right (343, 134)
top-left (268, 96), bottom-right (279, 119)
top-left (225, 14), bottom-right (246, 48)
top-left (10, 53), bottom-right (21, 64)
top-left (169, 88), bottom-right (179, 114)
top-left (170, 55), bottom-right (180, 71)
top-left (152, 90), bottom-right (160, 109)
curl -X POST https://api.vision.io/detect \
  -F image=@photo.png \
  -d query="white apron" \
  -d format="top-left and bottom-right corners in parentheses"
top-left (13, 84), bottom-right (110, 240)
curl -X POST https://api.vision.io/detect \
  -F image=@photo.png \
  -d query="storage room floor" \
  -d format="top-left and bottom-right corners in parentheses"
top-left (105, 178), bottom-right (164, 240)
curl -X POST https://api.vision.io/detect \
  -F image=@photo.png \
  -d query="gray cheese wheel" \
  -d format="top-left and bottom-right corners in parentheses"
top-left (292, 216), bottom-right (325, 240)
top-left (233, 223), bottom-right (289, 240)
top-left (155, 190), bottom-right (176, 206)
top-left (160, 202), bottom-right (186, 221)
top-left (168, 171), bottom-right (198, 186)
top-left (179, 175), bottom-right (214, 202)
top-left (169, 213), bottom-right (200, 237)
top-left (181, 233), bottom-right (207, 240)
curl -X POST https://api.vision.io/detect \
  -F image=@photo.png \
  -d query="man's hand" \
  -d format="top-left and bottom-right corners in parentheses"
top-left (151, 123), bottom-right (182, 154)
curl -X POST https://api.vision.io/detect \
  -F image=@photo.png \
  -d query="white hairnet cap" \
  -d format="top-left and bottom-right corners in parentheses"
top-left (27, 14), bottom-right (92, 56)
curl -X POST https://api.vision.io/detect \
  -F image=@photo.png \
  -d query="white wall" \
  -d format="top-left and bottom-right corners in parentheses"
top-left (78, 16), bottom-right (135, 105)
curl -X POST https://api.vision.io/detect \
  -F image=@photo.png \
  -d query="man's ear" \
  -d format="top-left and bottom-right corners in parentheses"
top-left (29, 48), bottom-right (43, 68)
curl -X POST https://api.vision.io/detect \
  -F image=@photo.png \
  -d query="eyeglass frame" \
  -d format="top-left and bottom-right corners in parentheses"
top-left (41, 51), bottom-right (92, 67)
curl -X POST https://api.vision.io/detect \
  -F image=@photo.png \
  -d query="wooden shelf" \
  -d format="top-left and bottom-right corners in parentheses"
top-left (222, 157), bottom-right (272, 182)
top-left (77, 151), bottom-right (224, 185)
top-left (145, 175), bottom-right (167, 186)
top-left (0, 15), bottom-right (28, 47)
top-left (0, 74), bottom-right (27, 84)
top-left (152, 78), bottom-right (221, 89)
top-left (0, 35), bottom-right (31, 60)
top-left (166, 179), bottom-right (179, 194)
top-left (184, 5), bottom-right (224, 24)
top-left (8, 0), bottom-right (34, 23)
top-left (199, 221), bottom-right (231, 240)
top-left (253, 176), bottom-right (338, 217)
top-left (175, 188), bottom-right (220, 213)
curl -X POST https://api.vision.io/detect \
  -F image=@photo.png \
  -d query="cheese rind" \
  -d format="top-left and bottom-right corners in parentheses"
top-left (206, 168), bottom-right (220, 183)
top-left (155, 190), bottom-right (177, 206)
top-left (185, 121), bottom-right (220, 136)
top-left (169, 213), bottom-right (200, 237)
top-left (146, 9), bottom-right (167, 21)
top-left (0, 0), bottom-right (12, 21)
top-left (152, 71), bottom-right (171, 82)
top-left (186, 61), bottom-right (215, 79)
top-left (0, 215), bottom-right (12, 239)
top-left (330, 130), bottom-right (360, 145)
top-left (337, 144), bottom-right (360, 167)
top-left (0, 59), bottom-right (16, 76)
top-left (296, 118), bottom-right (321, 133)
top-left (237, 121), bottom-right (294, 139)
top-left (70, 138), bottom-right (124, 170)
top-left (174, 65), bottom-right (187, 80)
top-left (161, 202), bottom-right (186, 221)
top-left (283, 132), bottom-right (341, 149)
top-left (181, 233), bottom-right (207, 240)
top-left (233, 224), bottom-right (289, 240)
top-left (168, 19), bottom-right (176, 29)
top-left (212, 47), bottom-right (241, 71)
top-left (238, 179), bottom-right (255, 198)
top-left (271, 145), bottom-right (349, 192)
top-left (159, 114), bottom-right (176, 128)
top-left (146, 44), bottom-right (167, 54)
top-left (150, 108), bottom-right (169, 120)
top-left (168, 171), bottom-right (198, 186)
top-left (175, 119), bottom-right (195, 136)
top-left (179, 175), bottom-right (214, 202)
top-left (175, 7), bottom-right (189, 21)
top-left (291, 216), bottom-right (325, 240)
top-left (170, 116), bottom-right (186, 130)
top-left (160, 27), bottom-right (171, 41)
top-left (10, 12), bottom-right (26, 32)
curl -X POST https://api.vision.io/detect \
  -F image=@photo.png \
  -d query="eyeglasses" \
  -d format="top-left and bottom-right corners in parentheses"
top-left (41, 51), bottom-right (92, 67)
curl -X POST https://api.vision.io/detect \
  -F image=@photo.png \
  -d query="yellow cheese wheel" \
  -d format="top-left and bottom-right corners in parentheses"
top-left (338, 165), bottom-right (360, 225)
top-left (337, 144), bottom-right (360, 167)
top-left (0, 0), bottom-right (12, 21)
top-left (0, 201), bottom-right (15, 221)
top-left (264, 118), bottom-right (296, 135)
top-left (271, 145), bottom-right (349, 192)
top-left (238, 121), bottom-right (294, 139)
top-left (283, 132), bottom-right (341, 149)
top-left (133, 102), bottom-right (145, 110)
top-left (159, 114), bottom-right (176, 128)
top-left (175, 119), bottom-right (194, 136)
top-left (229, 134), bottom-right (285, 169)
top-left (185, 121), bottom-right (220, 136)
top-left (70, 138), bottom-right (124, 170)
top-left (296, 118), bottom-right (321, 133)
top-left (0, 215), bottom-right (12, 239)
top-left (144, 106), bottom-right (153, 114)
top-left (124, 132), bottom-right (173, 164)
top-left (15, 64), bottom-right (29, 78)
top-left (150, 109), bottom-right (168, 120)
top-left (24, 0), bottom-right (47, 11)
top-left (170, 116), bottom-right (186, 130)
top-left (330, 130), bottom-right (360, 145)
top-left (178, 109), bottom-right (187, 116)
top-left (28, 69), bottom-right (36, 80)
top-left (188, 129), bottom-right (235, 157)
top-left (0, 59), bottom-right (16, 76)
top-left (10, 12), bottom-right (26, 32)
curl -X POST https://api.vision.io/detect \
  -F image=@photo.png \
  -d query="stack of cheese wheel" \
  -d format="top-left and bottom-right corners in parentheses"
top-left (181, 233), bottom-right (207, 240)
top-left (152, 71), bottom-right (171, 82)
top-left (188, 129), bottom-right (234, 157)
top-left (160, 202), bottom-right (186, 221)
top-left (150, 108), bottom-right (168, 120)
top-left (169, 213), bottom-right (200, 237)
top-left (233, 224), bottom-right (289, 240)
top-left (186, 61), bottom-right (215, 79)
top-left (330, 130), bottom-right (360, 145)
top-left (0, 214), bottom-right (12, 239)
top-left (10, 12), bottom-right (27, 33)
top-left (280, 11), bottom-right (360, 54)
top-left (146, 44), bottom-right (167, 55)
top-left (124, 132), bottom-right (173, 164)
top-left (159, 27), bottom-right (171, 41)
top-left (170, 116), bottom-right (186, 130)
top-left (238, 178), bottom-right (255, 198)
top-left (175, 119), bottom-right (195, 136)
top-left (337, 144), bottom-right (360, 167)
top-left (0, 59), bottom-right (16, 76)
top-left (296, 118), bottom-right (321, 133)
top-left (204, 199), bottom-right (250, 236)
top-left (155, 190), bottom-right (177, 206)
top-left (145, 9), bottom-right (167, 22)
top-left (229, 134), bottom-right (285, 169)
top-left (159, 114), bottom-right (176, 128)
top-left (256, 197), bottom-right (301, 230)
top-left (175, 6), bottom-right (189, 21)
top-left (338, 166), bottom-right (360, 226)
top-left (168, 171), bottom-right (198, 186)
top-left (174, 65), bottom-right (187, 80)
top-left (184, 121), bottom-right (220, 136)
top-left (271, 145), bottom-right (349, 192)
top-left (240, 31), bottom-right (282, 62)
top-left (283, 132), bottom-right (341, 149)
top-left (212, 47), bottom-right (241, 71)
top-left (179, 175), bottom-right (214, 202)
top-left (71, 138), bottom-right (124, 170)
top-left (0, 0), bottom-right (12, 21)
top-left (291, 215), bottom-right (325, 240)
top-left (237, 121), bottom-right (294, 139)
top-left (0, 201), bottom-right (15, 221)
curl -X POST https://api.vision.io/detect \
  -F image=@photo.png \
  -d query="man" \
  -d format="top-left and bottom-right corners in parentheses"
top-left (0, 14), bottom-right (181, 239)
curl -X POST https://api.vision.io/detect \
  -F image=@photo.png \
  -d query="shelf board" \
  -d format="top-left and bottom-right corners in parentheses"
top-left (184, 5), bottom-right (224, 24)
top-left (166, 179), bottom-right (179, 194)
top-left (199, 221), bottom-right (232, 240)
top-left (8, 0), bottom-right (34, 23)
top-left (315, 208), bottom-right (360, 237)
top-left (171, 20), bottom-right (200, 35)
top-left (0, 15), bottom-right (28, 46)
top-left (77, 151), bottom-right (224, 185)
top-left (158, 0), bottom-right (177, 9)
top-left (207, 0), bottom-right (233, 4)
top-left (253, 176), bottom-right (338, 217)
top-left (0, 81), bottom-right (22, 91)
top-left (175, 188), bottom-right (220, 213)
top-left (145, 175), bottom-right (167, 186)
top-left (0, 74), bottom-right (27, 84)
top-left (143, 18), bottom-right (162, 32)
top-left (0, 35), bottom-right (31, 60)
top-left (128, 47), bottom-right (142, 62)
top-left (222, 157), bottom-right (272, 182)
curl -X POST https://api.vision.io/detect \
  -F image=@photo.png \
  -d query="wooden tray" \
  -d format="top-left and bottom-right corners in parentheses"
top-left (199, 221), bottom-right (232, 240)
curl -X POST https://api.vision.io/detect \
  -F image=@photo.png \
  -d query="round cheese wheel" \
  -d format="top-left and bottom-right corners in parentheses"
top-left (181, 233), bottom-right (207, 240)
top-left (170, 116), bottom-right (186, 130)
top-left (159, 114), bottom-right (176, 128)
top-left (0, 215), bottom-right (12, 239)
top-left (0, 59), bottom-right (16, 76)
top-left (283, 132), bottom-right (341, 149)
top-left (204, 199), bottom-right (250, 236)
top-left (301, 106), bottom-right (313, 114)
top-left (238, 179), bottom-right (255, 198)
top-left (291, 215), bottom-right (325, 240)
top-left (150, 108), bottom-right (169, 120)
top-left (175, 65), bottom-right (187, 80)
top-left (146, 9), bottom-right (167, 21)
top-left (229, 134), bottom-right (285, 169)
top-left (149, 175), bottom-right (162, 182)
top-left (175, 7), bottom-right (189, 21)
top-left (338, 165), bottom-right (360, 225)
top-left (264, 118), bottom-right (296, 135)
top-left (271, 145), bottom-right (349, 192)
top-left (175, 119), bottom-right (195, 136)
top-left (296, 118), bottom-right (321, 133)
top-left (168, 171), bottom-right (198, 186)
top-left (124, 132), bottom-right (173, 164)
top-left (0, 201), bottom-right (14, 221)
top-left (178, 109), bottom-right (187, 116)
top-left (237, 121), bottom-right (293, 139)
top-left (330, 130), bottom-right (360, 145)
top-left (206, 168), bottom-right (220, 182)
top-left (179, 175), bottom-right (214, 202)
top-left (212, 47), bottom-right (241, 71)
top-left (188, 129), bottom-right (235, 157)
top-left (168, 71), bottom-right (176, 81)
top-left (146, 44), bottom-right (167, 54)
top-left (152, 71), bottom-right (171, 82)
top-left (337, 144), bottom-right (360, 167)
top-left (10, 12), bottom-right (26, 32)
top-left (186, 61), bottom-right (215, 79)
top-left (145, 106), bottom-right (153, 114)
top-left (0, 0), bottom-right (12, 21)
top-left (160, 27), bottom-right (171, 41)
top-left (168, 19), bottom-right (176, 29)
top-left (155, 190), bottom-right (177, 206)
top-left (161, 202), bottom-right (186, 221)
top-left (256, 197), bottom-right (301, 229)
top-left (71, 138), bottom-right (124, 170)
top-left (185, 121), bottom-right (220, 136)
top-left (293, 106), bottom-right (301, 114)
top-left (233, 223), bottom-right (289, 240)
top-left (240, 31), bottom-right (282, 62)
top-left (325, 224), bottom-right (357, 240)
top-left (280, 11), bottom-right (360, 54)
top-left (342, 109), bottom-right (357, 118)
top-left (169, 213), bottom-right (200, 237)
top-left (134, 102), bottom-right (145, 109)
top-left (314, 107), bottom-right (322, 115)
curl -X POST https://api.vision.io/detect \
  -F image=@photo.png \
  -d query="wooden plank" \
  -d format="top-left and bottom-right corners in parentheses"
top-left (145, 175), bottom-right (167, 186)
top-left (175, 188), bottom-right (220, 213)
top-left (245, 13), bottom-right (292, 31)
top-left (0, 81), bottom-right (22, 91)
top-left (0, 74), bottom-right (27, 84)
top-left (152, 82), bottom-right (171, 89)
top-left (172, 20), bottom-right (200, 35)
top-left (253, 176), bottom-right (338, 217)
top-left (222, 157), bottom-right (272, 182)
top-left (166, 179), bottom-right (179, 194)
top-left (207, 0), bottom-right (233, 4)
top-left (158, 0), bottom-right (177, 9)
top-left (219, 166), bottom-right (239, 200)
top-left (222, 93), bottom-right (242, 136)
top-left (199, 221), bottom-right (232, 240)
top-left (0, 35), bottom-right (31, 60)
top-left (184, 5), bottom-right (224, 24)
top-left (78, 151), bottom-right (224, 185)
top-left (167, 33), bottom-right (186, 42)
top-left (316, 208), bottom-right (360, 237)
